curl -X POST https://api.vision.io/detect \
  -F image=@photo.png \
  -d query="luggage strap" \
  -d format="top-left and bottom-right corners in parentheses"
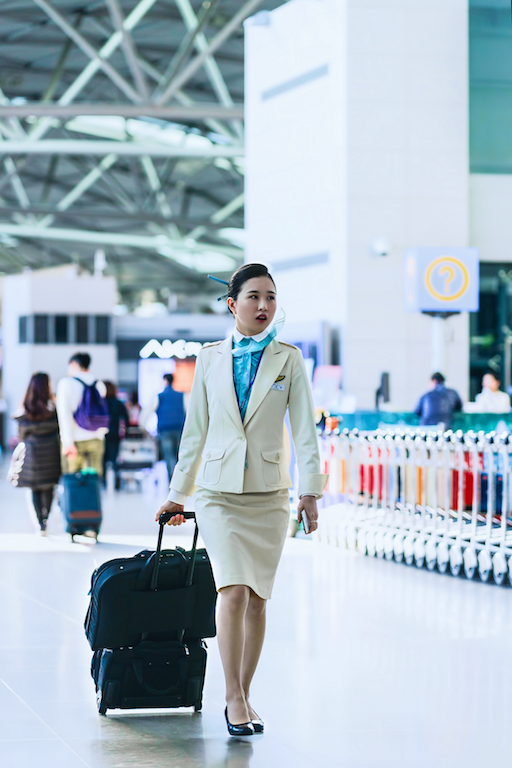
top-left (151, 511), bottom-right (198, 591)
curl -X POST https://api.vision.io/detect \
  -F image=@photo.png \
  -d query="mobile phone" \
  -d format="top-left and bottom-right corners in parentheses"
top-left (301, 510), bottom-right (311, 534)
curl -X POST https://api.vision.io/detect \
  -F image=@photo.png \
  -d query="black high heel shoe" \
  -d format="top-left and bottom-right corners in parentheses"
top-left (224, 707), bottom-right (255, 737)
top-left (251, 716), bottom-right (264, 734)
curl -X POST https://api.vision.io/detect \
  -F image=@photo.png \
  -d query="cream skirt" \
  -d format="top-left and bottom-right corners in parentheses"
top-left (193, 487), bottom-right (290, 600)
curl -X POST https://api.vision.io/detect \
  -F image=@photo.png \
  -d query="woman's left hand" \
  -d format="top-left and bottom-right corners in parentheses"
top-left (297, 495), bottom-right (318, 534)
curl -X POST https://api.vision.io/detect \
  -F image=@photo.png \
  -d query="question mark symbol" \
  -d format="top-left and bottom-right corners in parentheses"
top-left (440, 265), bottom-right (456, 295)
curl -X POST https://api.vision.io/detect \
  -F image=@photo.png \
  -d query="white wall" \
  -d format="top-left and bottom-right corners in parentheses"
top-left (343, 0), bottom-right (470, 408)
top-left (2, 266), bottom-right (117, 439)
top-left (245, 0), bottom-right (470, 409)
top-left (114, 312), bottom-right (234, 341)
top-left (245, 1), bottom-right (347, 328)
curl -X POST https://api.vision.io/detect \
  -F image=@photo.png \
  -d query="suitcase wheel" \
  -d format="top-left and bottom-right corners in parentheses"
top-left (194, 701), bottom-right (202, 712)
top-left (96, 692), bottom-right (107, 716)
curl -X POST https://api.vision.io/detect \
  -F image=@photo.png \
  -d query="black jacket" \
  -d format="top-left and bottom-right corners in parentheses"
top-left (13, 410), bottom-right (61, 488)
top-left (105, 397), bottom-right (129, 442)
top-left (414, 385), bottom-right (462, 428)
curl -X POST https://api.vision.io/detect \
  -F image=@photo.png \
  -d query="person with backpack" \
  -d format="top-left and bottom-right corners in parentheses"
top-left (56, 352), bottom-right (109, 476)
top-left (414, 372), bottom-right (463, 429)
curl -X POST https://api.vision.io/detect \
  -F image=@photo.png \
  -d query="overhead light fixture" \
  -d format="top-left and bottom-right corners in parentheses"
top-left (218, 228), bottom-right (246, 248)
top-left (0, 234), bottom-right (19, 247)
top-left (157, 248), bottom-right (236, 273)
top-left (214, 157), bottom-right (233, 171)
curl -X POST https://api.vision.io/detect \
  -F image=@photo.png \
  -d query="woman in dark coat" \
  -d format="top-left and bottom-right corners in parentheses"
top-left (11, 373), bottom-right (61, 534)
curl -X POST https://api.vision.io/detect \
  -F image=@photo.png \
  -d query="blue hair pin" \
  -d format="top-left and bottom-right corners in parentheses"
top-left (208, 274), bottom-right (229, 300)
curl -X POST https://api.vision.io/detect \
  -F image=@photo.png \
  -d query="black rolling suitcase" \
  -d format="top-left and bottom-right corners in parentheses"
top-left (59, 471), bottom-right (102, 541)
top-left (85, 511), bottom-right (217, 715)
top-left (91, 640), bottom-right (207, 714)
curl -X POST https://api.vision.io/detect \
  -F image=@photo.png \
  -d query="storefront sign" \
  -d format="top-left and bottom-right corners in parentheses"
top-left (139, 339), bottom-right (203, 359)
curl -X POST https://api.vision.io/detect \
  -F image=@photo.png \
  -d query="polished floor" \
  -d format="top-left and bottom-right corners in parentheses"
top-left (0, 464), bottom-right (511, 767)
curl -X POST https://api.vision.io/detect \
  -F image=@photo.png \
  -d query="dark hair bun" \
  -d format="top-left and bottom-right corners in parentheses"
top-left (228, 263), bottom-right (275, 304)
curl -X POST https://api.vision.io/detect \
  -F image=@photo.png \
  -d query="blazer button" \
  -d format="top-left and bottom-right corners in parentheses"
top-left (276, 453), bottom-right (280, 460)
top-left (206, 452), bottom-right (211, 459)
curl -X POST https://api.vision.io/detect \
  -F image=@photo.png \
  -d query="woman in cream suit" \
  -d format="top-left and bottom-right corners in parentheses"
top-left (156, 263), bottom-right (327, 736)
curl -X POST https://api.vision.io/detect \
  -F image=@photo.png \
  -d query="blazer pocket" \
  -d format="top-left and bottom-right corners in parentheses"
top-left (261, 449), bottom-right (282, 487)
top-left (202, 447), bottom-right (226, 485)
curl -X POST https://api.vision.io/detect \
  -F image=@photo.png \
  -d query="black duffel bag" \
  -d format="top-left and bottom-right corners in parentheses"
top-left (85, 512), bottom-right (217, 651)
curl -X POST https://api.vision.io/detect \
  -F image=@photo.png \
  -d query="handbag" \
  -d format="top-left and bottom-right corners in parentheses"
top-left (7, 442), bottom-right (26, 486)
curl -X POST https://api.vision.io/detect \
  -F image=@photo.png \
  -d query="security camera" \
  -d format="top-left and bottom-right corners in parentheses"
top-left (370, 238), bottom-right (391, 258)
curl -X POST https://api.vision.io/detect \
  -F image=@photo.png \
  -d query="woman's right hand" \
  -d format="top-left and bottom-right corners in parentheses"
top-left (155, 501), bottom-right (186, 525)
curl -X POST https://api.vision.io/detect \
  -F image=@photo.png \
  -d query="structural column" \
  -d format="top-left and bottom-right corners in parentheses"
top-left (245, 0), bottom-right (470, 409)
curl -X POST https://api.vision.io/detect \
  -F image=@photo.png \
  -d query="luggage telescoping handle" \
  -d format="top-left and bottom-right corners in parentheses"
top-left (151, 511), bottom-right (199, 591)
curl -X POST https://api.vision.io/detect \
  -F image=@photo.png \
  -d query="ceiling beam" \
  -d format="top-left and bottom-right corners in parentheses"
top-left (152, 0), bottom-right (222, 103)
top-left (140, 155), bottom-right (172, 219)
top-left (0, 102), bottom-right (243, 119)
top-left (0, 221), bottom-right (241, 256)
top-left (41, 11), bottom-right (84, 103)
top-left (0, 140), bottom-right (243, 156)
top-left (29, 0), bottom-right (160, 140)
top-left (33, 0), bottom-right (143, 104)
top-left (3, 157), bottom-right (33, 220)
top-left (36, 153), bottom-right (119, 228)
top-left (0, 203), bottom-right (220, 226)
top-left (210, 191), bottom-right (245, 224)
top-left (171, 0), bottom-right (234, 110)
top-left (105, 0), bottom-right (150, 101)
top-left (159, 0), bottom-right (264, 105)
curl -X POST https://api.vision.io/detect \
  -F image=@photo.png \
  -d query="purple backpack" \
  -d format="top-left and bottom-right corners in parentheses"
top-left (73, 379), bottom-right (110, 431)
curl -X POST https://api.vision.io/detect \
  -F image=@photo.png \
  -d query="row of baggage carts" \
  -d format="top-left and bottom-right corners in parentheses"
top-left (315, 428), bottom-right (512, 585)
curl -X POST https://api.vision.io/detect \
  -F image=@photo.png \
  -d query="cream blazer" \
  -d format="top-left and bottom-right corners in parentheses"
top-left (170, 337), bottom-right (327, 499)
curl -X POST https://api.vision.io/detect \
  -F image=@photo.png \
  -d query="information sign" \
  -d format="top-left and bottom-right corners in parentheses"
top-left (403, 247), bottom-right (479, 313)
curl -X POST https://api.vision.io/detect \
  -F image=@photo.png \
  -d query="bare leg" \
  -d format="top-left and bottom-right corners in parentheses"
top-left (241, 590), bottom-right (266, 720)
top-left (217, 585), bottom-right (251, 725)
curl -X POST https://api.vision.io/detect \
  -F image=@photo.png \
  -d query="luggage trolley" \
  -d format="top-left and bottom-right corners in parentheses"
top-left (316, 427), bottom-right (512, 586)
top-left (117, 427), bottom-right (158, 489)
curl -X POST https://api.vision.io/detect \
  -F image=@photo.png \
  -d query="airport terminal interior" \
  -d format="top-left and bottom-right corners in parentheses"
top-left (2, 1), bottom-right (512, 766)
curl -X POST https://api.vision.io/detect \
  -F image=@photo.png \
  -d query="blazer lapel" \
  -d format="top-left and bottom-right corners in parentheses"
top-left (214, 337), bottom-right (244, 432)
top-left (243, 339), bottom-right (289, 427)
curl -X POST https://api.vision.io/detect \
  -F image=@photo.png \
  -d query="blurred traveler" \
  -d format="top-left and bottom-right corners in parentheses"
top-left (475, 371), bottom-right (511, 413)
top-left (414, 372), bottom-right (462, 428)
top-left (9, 373), bottom-right (61, 535)
top-left (103, 381), bottom-right (129, 489)
top-left (126, 390), bottom-right (141, 426)
top-left (56, 353), bottom-right (109, 476)
top-left (141, 373), bottom-right (186, 480)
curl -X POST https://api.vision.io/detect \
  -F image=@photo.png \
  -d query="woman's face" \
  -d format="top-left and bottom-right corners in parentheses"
top-left (228, 276), bottom-right (277, 336)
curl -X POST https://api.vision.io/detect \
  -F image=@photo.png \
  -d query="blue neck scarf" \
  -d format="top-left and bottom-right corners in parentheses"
top-left (232, 311), bottom-right (285, 420)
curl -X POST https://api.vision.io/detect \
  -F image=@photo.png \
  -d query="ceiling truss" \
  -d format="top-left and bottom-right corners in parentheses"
top-left (0, 0), bottom-right (280, 300)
